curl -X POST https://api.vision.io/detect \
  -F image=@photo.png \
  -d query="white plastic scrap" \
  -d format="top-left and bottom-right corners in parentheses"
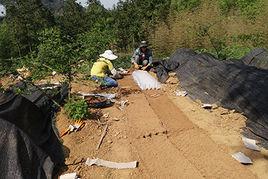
top-left (232, 152), bottom-right (253, 164)
top-left (175, 90), bottom-right (188, 97)
top-left (118, 100), bottom-right (129, 111)
top-left (242, 137), bottom-right (261, 151)
top-left (78, 92), bottom-right (116, 100)
top-left (201, 104), bottom-right (213, 109)
top-left (132, 70), bottom-right (161, 90)
top-left (85, 158), bottom-right (138, 169)
top-left (40, 84), bottom-right (60, 90)
top-left (52, 71), bottom-right (57, 76)
top-left (68, 123), bottom-right (81, 132)
top-left (59, 173), bottom-right (78, 179)
top-left (118, 68), bottom-right (129, 75)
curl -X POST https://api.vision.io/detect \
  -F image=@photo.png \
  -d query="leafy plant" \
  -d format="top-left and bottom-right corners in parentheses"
top-left (113, 54), bottom-right (132, 69)
top-left (172, 0), bottom-right (201, 11)
top-left (77, 28), bottom-right (116, 60)
top-left (37, 27), bottom-right (74, 74)
top-left (74, 60), bottom-right (94, 76)
top-left (219, 0), bottom-right (264, 19)
top-left (64, 98), bottom-right (89, 120)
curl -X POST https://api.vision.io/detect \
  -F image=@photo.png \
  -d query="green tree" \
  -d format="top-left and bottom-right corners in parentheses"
top-left (85, 0), bottom-right (110, 30)
top-left (57, 0), bottom-right (88, 38)
top-left (36, 27), bottom-right (75, 74)
top-left (77, 28), bottom-right (115, 60)
top-left (4, 0), bottom-right (54, 57)
top-left (112, 0), bottom-right (171, 50)
top-left (0, 21), bottom-right (13, 59)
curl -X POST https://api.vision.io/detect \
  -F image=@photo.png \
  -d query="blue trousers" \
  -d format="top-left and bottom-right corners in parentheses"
top-left (91, 76), bottom-right (118, 88)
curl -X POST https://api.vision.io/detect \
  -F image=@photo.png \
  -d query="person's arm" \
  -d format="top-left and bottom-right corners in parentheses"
top-left (105, 59), bottom-right (120, 78)
top-left (132, 49), bottom-right (140, 69)
top-left (148, 49), bottom-right (153, 65)
top-left (141, 50), bottom-right (153, 70)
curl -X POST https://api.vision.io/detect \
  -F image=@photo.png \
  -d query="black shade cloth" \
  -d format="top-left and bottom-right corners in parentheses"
top-left (156, 48), bottom-right (268, 143)
top-left (0, 82), bottom-right (68, 179)
top-left (241, 48), bottom-right (268, 70)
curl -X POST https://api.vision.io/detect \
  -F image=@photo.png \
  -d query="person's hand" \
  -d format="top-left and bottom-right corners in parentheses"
top-left (134, 63), bottom-right (139, 69)
top-left (142, 65), bottom-right (149, 70)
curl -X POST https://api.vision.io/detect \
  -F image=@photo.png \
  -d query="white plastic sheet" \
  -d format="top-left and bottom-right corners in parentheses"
top-left (132, 70), bottom-right (161, 90)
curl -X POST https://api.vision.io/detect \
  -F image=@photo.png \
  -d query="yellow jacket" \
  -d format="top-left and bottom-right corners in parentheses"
top-left (90, 58), bottom-right (114, 77)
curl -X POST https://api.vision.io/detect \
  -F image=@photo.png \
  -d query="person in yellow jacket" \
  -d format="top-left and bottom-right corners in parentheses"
top-left (91, 50), bottom-right (119, 88)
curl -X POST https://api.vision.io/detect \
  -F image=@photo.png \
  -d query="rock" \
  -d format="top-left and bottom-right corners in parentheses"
top-left (103, 113), bottom-right (109, 118)
top-left (230, 109), bottom-right (236, 113)
top-left (113, 118), bottom-right (120, 121)
top-left (212, 104), bottom-right (218, 109)
top-left (166, 77), bottom-right (178, 84)
top-left (169, 72), bottom-right (177, 77)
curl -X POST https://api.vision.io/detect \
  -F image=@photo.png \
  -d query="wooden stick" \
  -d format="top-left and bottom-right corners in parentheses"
top-left (96, 124), bottom-right (109, 150)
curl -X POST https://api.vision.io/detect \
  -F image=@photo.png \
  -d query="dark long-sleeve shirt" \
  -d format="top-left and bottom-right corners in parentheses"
top-left (132, 48), bottom-right (153, 65)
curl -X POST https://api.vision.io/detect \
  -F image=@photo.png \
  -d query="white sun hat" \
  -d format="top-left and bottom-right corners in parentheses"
top-left (100, 50), bottom-right (118, 60)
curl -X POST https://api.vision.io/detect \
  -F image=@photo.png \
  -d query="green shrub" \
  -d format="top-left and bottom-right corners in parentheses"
top-left (37, 27), bottom-right (74, 74)
top-left (172, 0), bottom-right (201, 11)
top-left (19, 27), bottom-right (78, 80)
top-left (64, 98), bottom-right (89, 120)
top-left (197, 45), bottom-right (251, 60)
top-left (74, 60), bottom-right (94, 75)
top-left (222, 45), bottom-right (251, 59)
top-left (219, 0), bottom-right (264, 19)
top-left (113, 55), bottom-right (132, 69)
top-left (232, 33), bottom-right (266, 47)
top-left (77, 29), bottom-right (116, 60)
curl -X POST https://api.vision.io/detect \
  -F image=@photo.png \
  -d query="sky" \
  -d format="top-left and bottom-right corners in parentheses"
top-left (76, 0), bottom-right (120, 9)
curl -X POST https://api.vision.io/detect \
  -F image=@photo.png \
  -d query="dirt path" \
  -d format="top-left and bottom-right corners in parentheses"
top-left (58, 75), bottom-right (258, 178)
top-left (163, 80), bottom-right (268, 178)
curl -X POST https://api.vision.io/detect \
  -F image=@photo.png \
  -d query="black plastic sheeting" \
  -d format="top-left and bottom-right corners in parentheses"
top-left (241, 48), bottom-right (268, 70)
top-left (0, 82), bottom-right (68, 179)
top-left (156, 48), bottom-right (268, 143)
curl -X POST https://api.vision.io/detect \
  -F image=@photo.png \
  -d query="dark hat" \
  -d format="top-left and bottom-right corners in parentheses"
top-left (139, 41), bottom-right (148, 48)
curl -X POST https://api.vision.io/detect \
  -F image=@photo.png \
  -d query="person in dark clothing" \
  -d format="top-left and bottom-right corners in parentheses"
top-left (131, 41), bottom-right (153, 70)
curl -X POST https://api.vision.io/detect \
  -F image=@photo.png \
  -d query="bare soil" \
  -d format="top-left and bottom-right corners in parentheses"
top-left (56, 75), bottom-right (267, 178)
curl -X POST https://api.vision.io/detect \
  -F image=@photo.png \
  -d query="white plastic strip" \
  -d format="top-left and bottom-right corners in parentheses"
top-left (59, 173), bottom-right (78, 179)
top-left (242, 137), bottom-right (261, 151)
top-left (77, 92), bottom-right (116, 100)
top-left (132, 70), bottom-right (161, 90)
top-left (86, 158), bottom-right (138, 169)
top-left (232, 152), bottom-right (253, 164)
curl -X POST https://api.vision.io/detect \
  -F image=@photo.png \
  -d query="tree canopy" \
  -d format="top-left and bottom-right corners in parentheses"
top-left (0, 0), bottom-right (267, 76)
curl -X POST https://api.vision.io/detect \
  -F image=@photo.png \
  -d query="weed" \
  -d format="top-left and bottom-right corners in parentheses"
top-left (64, 97), bottom-right (89, 120)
